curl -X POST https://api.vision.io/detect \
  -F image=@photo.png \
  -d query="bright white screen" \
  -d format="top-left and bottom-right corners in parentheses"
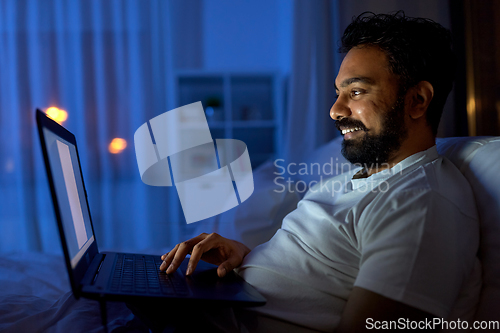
top-left (57, 141), bottom-right (88, 249)
top-left (43, 127), bottom-right (94, 268)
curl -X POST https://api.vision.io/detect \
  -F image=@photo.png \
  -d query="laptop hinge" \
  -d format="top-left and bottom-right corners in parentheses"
top-left (91, 254), bottom-right (106, 285)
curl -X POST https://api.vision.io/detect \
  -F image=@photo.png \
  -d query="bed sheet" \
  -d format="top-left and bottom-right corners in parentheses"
top-left (0, 252), bottom-right (149, 333)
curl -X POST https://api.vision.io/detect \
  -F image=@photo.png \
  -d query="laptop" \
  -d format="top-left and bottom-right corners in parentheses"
top-left (35, 109), bottom-right (266, 308)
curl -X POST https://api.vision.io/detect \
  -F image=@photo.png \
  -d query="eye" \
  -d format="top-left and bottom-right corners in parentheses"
top-left (350, 89), bottom-right (364, 98)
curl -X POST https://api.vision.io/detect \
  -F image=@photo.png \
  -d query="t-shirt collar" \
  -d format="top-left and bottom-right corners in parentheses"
top-left (350, 145), bottom-right (439, 190)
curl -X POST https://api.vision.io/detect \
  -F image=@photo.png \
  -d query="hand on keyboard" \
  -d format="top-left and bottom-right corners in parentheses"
top-left (159, 233), bottom-right (251, 278)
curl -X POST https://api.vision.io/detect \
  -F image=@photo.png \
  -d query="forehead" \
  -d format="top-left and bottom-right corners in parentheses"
top-left (335, 45), bottom-right (395, 88)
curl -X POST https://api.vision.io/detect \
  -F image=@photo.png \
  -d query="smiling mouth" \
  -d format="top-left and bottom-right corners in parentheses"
top-left (341, 127), bottom-right (363, 135)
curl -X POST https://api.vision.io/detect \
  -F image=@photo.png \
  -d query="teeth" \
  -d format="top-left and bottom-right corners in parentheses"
top-left (342, 127), bottom-right (362, 135)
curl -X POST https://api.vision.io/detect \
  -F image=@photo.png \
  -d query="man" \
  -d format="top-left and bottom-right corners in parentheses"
top-left (159, 12), bottom-right (480, 332)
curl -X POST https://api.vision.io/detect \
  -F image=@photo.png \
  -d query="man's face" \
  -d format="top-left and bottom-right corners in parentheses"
top-left (330, 45), bottom-right (408, 166)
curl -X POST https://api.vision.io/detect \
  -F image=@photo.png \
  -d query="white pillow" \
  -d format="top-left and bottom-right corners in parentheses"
top-left (437, 137), bottom-right (500, 323)
top-left (192, 160), bottom-right (301, 249)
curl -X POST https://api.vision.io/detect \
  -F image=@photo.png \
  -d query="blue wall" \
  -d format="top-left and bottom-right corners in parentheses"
top-left (203, 0), bottom-right (292, 72)
top-left (171, 0), bottom-right (292, 72)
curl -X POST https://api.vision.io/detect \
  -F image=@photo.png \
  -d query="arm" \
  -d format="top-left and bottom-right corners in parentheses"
top-left (159, 232), bottom-right (251, 277)
top-left (337, 287), bottom-right (438, 332)
top-left (349, 189), bottom-right (478, 329)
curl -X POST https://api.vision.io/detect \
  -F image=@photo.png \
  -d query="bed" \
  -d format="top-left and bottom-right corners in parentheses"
top-left (0, 252), bottom-right (148, 332)
top-left (1, 136), bottom-right (499, 332)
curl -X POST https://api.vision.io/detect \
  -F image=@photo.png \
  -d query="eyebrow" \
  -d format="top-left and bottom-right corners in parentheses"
top-left (335, 77), bottom-right (375, 90)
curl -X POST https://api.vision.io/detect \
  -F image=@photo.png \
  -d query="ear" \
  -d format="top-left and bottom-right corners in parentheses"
top-left (406, 81), bottom-right (434, 120)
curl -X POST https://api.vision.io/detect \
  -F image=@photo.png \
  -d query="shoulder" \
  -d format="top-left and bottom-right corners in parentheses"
top-left (371, 155), bottom-right (477, 220)
top-left (352, 155), bottom-right (479, 244)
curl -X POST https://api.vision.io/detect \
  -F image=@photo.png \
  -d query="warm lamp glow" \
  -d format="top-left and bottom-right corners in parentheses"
top-left (46, 107), bottom-right (68, 124)
top-left (109, 138), bottom-right (127, 154)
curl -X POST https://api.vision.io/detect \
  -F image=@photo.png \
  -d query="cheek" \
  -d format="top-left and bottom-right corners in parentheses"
top-left (350, 103), bottom-right (370, 118)
top-left (350, 102), bottom-right (380, 128)
top-left (368, 100), bottom-right (391, 126)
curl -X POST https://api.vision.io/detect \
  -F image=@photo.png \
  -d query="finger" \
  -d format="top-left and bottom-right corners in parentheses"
top-left (218, 257), bottom-right (239, 278)
top-left (160, 252), bottom-right (170, 261)
top-left (217, 265), bottom-right (228, 278)
top-left (160, 233), bottom-right (208, 271)
top-left (217, 241), bottom-right (249, 278)
top-left (159, 245), bottom-right (178, 271)
top-left (166, 234), bottom-right (209, 274)
top-left (186, 234), bottom-right (221, 275)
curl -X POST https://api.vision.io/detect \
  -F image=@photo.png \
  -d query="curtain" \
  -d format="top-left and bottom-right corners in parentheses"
top-left (0, 0), bottom-right (345, 255)
top-left (282, 0), bottom-right (342, 166)
top-left (0, 0), bottom-right (192, 254)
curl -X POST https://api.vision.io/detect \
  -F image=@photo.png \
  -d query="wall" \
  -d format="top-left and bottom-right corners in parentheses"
top-left (338, 0), bottom-right (451, 30)
top-left (203, 0), bottom-right (292, 72)
top-left (171, 0), bottom-right (292, 73)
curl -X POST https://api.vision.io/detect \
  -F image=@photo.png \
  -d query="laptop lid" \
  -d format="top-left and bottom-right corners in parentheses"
top-left (36, 109), bottom-right (267, 307)
top-left (36, 109), bottom-right (99, 297)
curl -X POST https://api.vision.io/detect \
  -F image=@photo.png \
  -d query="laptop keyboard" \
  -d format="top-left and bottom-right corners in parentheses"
top-left (110, 254), bottom-right (189, 296)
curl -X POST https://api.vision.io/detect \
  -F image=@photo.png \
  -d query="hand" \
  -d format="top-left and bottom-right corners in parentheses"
top-left (159, 233), bottom-right (251, 278)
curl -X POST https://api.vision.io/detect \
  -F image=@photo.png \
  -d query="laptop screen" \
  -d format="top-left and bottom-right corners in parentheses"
top-left (42, 127), bottom-right (94, 268)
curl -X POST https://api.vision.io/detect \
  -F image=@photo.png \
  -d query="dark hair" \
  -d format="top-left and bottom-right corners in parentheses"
top-left (340, 11), bottom-right (456, 135)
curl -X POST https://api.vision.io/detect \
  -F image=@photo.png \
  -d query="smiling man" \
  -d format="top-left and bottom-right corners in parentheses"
top-left (155, 12), bottom-right (481, 332)
top-left (333, 46), bottom-right (410, 174)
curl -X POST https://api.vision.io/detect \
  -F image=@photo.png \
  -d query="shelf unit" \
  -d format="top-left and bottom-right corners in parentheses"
top-left (175, 71), bottom-right (283, 169)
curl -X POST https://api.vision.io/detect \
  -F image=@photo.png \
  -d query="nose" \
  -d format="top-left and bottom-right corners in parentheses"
top-left (330, 95), bottom-right (351, 120)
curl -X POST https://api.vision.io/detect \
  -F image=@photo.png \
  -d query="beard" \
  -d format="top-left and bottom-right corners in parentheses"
top-left (335, 95), bottom-right (408, 167)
